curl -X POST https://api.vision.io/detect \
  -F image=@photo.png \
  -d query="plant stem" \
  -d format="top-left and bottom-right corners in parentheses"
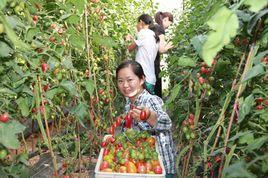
top-left (37, 75), bottom-right (58, 177)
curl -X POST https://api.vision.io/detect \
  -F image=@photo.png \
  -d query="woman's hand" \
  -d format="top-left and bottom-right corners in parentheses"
top-left (130, 107), bottom-right (151, 122)
top-left (125, 34), bottom-right (133, 42)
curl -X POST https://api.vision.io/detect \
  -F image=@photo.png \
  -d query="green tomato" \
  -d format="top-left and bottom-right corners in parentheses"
top-left (185, 133), bottom-right (191, 140)
top-left (182, 126), bottom-right (189, 133)
top-left (0, 149), bottom-right (8, 159)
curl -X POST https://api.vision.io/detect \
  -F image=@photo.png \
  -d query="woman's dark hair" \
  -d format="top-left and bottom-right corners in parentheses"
top-left (138, 14), bottom-right (154, 25)
top-left (155, 11), bottom-right (174, 27)
top-left (149, 24), bottom-right (161, 42)
top-left (116, 60), bottom-right (145, 80)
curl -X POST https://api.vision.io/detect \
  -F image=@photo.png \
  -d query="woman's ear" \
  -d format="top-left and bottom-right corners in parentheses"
top-left (140, 76), bottom-right (145, 86)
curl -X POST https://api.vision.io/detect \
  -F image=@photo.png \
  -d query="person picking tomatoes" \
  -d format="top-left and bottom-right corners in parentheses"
top-left (116, 60), bottom-right (175, 178)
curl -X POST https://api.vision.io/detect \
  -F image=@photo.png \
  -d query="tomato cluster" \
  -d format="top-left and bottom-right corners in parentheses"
top-left (99, 130), bottom-right (163, 174)
top-left (255, 97), bottom-right (268, 110)
top-left (194, 60), bottom-right (217, 97)
top-left (182, 114), bottom-right (196, 140)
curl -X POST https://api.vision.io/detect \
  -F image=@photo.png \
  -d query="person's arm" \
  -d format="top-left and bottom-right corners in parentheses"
top-left (125, 34), bottom-right (138, 52)
top-left (158, 34), bottom-right (173, 53)
top-left (127, 41), bottom-right (137, 52)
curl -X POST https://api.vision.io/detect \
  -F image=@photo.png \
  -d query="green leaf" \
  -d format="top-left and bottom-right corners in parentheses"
top-left (247, 9), bottom-right (268, 35)
top-left (69, 34), bottom-right (85, 50)
top-left (239, 132), bottom-right (254, 145)
top-left (93, 34), bottom-right (117, 48)
top-left (0, 87), bottom-right (16, 97)
top-left (16, 97), bottom-right (30, 117)
top-left (26, 27), bottom-right (40, 41)
top-left (0, 41), bottom-right (13, 57)
top-left (223, 161), bottom-right (257, 178)
top-left (191, 35), bottom-right (206, 57)
top-left (66, 15), bottom-right (80, 24)
top-left (60, 80), bottom-right (78, 96)
top-left (62, 57), bottom-right (74, 69)
top-left (166, 83), bottom-right (181, 104)
top-left (0, 120), bottom-right (26, 149)
top-left (177, 56), bottom-right (196, 67)
top-left (0, 0), bottom-right (7, 10)
top-left (70, 103), bottom-right (87, 127)
top-left (242, 64), bottom-right (265, 82)
top-left (247, 135), bottom-right (268, 151)
top-left (238, 95), bottom-right (254, 123)
top-left (84, 79), bottom-right (95, 95)
top-left (201, 6), bottom-right (239, 66)
top-left (0, 14), bottom-right (30, 51)
top-left (45, 87), bottom-right (65, 99)
top-left (229, 131), bottom-right (252, 142)
top-left (243, 0), bottom-right (268, 12)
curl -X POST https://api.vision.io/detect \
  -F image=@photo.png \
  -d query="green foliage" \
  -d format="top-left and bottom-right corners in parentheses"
top-left (0, 120), bottom-right (25, 149)
top-left (202, 6), bottom-right (239, 66)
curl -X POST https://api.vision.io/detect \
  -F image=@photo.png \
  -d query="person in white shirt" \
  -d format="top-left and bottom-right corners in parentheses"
top-left (126, 14), bottom-right (159, 94)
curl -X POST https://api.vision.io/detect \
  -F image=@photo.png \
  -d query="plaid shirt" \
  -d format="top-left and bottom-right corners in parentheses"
top-left (123, 89), bottom-right (176, 174)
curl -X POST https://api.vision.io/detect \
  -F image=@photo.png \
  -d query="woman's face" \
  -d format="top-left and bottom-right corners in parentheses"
top-left (162, 17), bottom-right (172, 29)
top-left (117, 67), bottom-right (144, 98)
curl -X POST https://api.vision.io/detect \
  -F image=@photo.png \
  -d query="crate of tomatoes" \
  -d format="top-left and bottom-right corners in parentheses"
top-left (94, 129), bottom-right (165, 178)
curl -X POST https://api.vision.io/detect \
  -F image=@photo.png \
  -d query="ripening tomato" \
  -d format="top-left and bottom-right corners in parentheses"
top-left (118, 166), bottom-right (127, 173)
top-left (100, 161), bottom-right (109, 170)
top-left (198, 77), bottom-right (205, 84)
top-left (126, 161), bottom-right (137, 173)
top-left (146, 137), bottom-right (156, 147)
top-left (215, 155), bottom-right (221, 163)
top-left (137, 164), bottom-right (146, 174)
top-left (101, 168), bottom-right (113, 172)
top-left (263, 99), bottom-right (268, 107)
top-left (151, 160), bottom-right (160, 167)
top-left (144, 161), bottom-right (152, 173)
top-left (154, 165), bottom-right (163, 174)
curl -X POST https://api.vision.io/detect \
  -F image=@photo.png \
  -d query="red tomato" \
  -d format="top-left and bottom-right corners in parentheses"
top-left (101, 141), bottom-right (107, 148)
top-left (188, 118), bottom-right (194, 125)
top-left (116, 116), bottom-right (122, 127)
top-left (140, 110), bottom-right (147, 121)
top-left (100, 161), bottom-right (109, 170)
top-left (103, 148), bottom-right (109, 156)
top-left (200, 67), bottom-right (207, 74)
top-left (124, 113), bottom-right (132, 128)
top-left (256, 105), bottom-right (263, 110)
top-left (154, 165), bottom-right (163, 174)
top-left (0, 113), bottom-right (9, 123)
top-left (32, 15), bottom-right (38, 21)
top-left (108, 127), bottom-right (115, 135)
top-left (41, 62), bottom-right (47, 73)
top-left (189, 113), bottom-right (194, 120)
